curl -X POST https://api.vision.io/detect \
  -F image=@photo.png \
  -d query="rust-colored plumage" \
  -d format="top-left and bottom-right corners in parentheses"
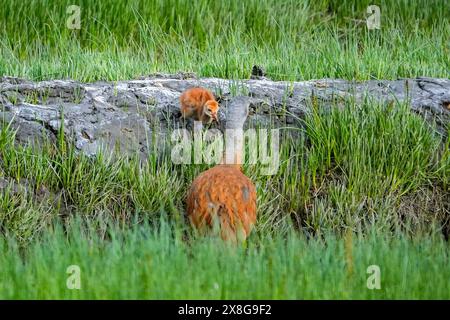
top-left (180, 87), bottom-right (219, 124)
top-left (186, 97), bottom-right (256, 242)
top-left (187, 165), bottom-right (257, 241)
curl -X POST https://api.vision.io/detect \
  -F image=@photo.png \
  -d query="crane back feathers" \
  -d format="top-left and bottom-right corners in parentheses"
top-left (186, 165), bottom-right (257, 242)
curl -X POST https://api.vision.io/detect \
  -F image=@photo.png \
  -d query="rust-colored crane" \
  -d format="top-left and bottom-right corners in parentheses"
top-left (186, 97), bottom-right (257, 242)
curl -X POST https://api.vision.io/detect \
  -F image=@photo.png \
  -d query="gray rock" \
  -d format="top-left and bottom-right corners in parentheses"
top-left (0, 75), bottom-right (449, 159)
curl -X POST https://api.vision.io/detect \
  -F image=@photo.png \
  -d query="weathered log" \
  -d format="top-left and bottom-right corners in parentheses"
top-left (1, 74), bottom-right (449, 158)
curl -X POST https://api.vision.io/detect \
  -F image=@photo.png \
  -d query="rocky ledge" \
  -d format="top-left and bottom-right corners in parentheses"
top-left (0, 74), bottom-right (449, 158)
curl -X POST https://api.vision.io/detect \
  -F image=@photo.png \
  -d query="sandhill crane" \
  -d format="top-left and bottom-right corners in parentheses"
top-left (186, 97), bottom-right (257, 242)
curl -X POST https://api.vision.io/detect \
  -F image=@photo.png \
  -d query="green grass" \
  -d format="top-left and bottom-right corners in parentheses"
top-left (0, 99), bottom-right (449, 299)
top-left (0, 220), bottom-right (449, 299)
top-left (1, 99), bottom-right (448, 241)
top-left (0, 0), bottom-right (449, 81)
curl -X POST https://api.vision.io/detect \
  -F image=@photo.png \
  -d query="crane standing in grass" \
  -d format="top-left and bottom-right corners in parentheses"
top-left (186, 97), bottom-right (257, 242)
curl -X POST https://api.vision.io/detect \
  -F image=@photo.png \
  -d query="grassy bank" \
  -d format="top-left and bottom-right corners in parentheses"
top-left (0, 86), bottom-right (449, 300)
top-left (1, 99), bottom-right (448, 242)
top-left (0, 0), bottom-right (449, 81)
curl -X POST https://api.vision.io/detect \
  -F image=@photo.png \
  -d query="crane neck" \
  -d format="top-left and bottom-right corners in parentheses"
top-left (220, 96), bottom-right (250, 169)
top-left (220, 128), bottom-right (244, 169)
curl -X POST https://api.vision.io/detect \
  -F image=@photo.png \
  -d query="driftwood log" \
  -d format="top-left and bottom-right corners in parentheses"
top-left (0, 74), bottom-right (449, 158)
